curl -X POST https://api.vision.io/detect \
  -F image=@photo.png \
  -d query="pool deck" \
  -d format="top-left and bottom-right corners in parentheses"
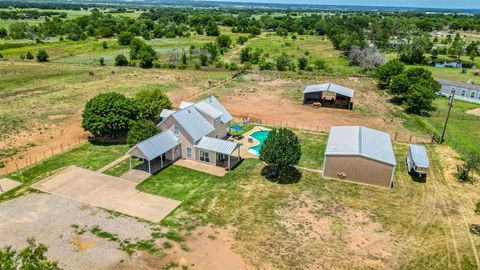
top-left (236, 126), bottom-right (271, 159)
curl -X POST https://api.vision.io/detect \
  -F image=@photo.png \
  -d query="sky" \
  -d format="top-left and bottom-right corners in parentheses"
top-left (210, 0), bottom-right (480, 9)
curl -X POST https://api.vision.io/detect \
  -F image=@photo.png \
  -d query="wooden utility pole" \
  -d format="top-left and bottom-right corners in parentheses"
top-left (440, 91), bottom-right (455, 143)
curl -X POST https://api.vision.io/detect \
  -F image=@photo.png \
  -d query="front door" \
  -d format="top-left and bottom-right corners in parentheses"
top-left (186, 147), bottom-right (192, 159)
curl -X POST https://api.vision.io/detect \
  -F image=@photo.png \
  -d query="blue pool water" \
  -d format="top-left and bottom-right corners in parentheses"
top-left (231, 124), bottom-right (244, 132)
top-left (248, 130), bottom-right (270, 155)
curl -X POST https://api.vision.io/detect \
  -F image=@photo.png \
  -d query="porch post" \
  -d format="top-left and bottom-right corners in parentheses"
top-left (238, 147), bottom-right (240, 160)
top-left (129, 156), bottom-right (132, 170)
top-left (228, 155), bottom-right (231, 169)
top-left (148, 160), bottom-right (151, 174)
top-left (161, 154), bottom-right (164, 168)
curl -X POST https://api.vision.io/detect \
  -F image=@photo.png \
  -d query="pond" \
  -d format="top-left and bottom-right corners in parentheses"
top-left (428, 61), bottom-right (477, 69)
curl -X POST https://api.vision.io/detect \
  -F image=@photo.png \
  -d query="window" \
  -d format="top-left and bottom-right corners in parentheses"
top-left (199, 150), bottom-right (210, 163)
top-left (461, 89), bottom-right (466, 96)
top-left (186, 147), bottom-right (192, 159)
top-left (173, 125), bottom-right (180, 136)
top-left (471, 91), bottom-right (477, 98)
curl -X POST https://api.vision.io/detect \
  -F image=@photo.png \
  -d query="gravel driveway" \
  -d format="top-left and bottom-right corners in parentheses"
top-left (0, 193), bottom-right (156, 270)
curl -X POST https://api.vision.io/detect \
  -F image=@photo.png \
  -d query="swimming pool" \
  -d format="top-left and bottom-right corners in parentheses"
top-left (248, 130), bottom-right (270, 155)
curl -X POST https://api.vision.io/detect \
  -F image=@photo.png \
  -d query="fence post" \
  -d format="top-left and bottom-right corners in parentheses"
top-left (51, 148), bottom-right (54, 156)
top-left (15, 162), bottom-right (18, 171)
top-left (394, 133), bottom-right (398, 141)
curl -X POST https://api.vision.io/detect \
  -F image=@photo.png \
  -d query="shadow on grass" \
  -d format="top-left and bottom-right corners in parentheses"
top-left (261, 165), bottom-right (302, 184)
top-left (409, 171), bottom-right (427, 183)
top-left (88, 136), bottom-right (126, 146)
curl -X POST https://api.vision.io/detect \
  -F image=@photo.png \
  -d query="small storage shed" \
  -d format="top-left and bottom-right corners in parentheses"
top-left (303, 83), bottom-right (354, 109)
top-left (407, 144), bottom-right (429, 176)
top-left (323, 126), bottom-right (396, 188)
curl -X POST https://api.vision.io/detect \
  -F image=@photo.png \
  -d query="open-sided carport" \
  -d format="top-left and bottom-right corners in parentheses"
top-left (127, 130), bottom-right (181, 174)
top-left (32, 166), bottom-right (181, 222)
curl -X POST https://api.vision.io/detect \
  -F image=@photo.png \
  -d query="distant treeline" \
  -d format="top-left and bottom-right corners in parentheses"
top-left (0, 10), bottom-right (67, 20)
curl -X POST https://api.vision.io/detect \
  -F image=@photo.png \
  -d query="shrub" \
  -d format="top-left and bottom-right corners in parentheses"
top-left (237, 36), bottom-right (248, 45)
top-left (127, 120), bottom-right (159, 145)
top-left (199, 54), bottom-right (208, 66)
top-left (99, 57), bottom-right (105, 66)
top-left (115, 54), bottom-right (129, 66)
top-left (36, 49), bottom-right (49, 62)
top-left (216, 35), bottom-right (232, 49)
top-left (475, 201), bottom-right (480, 215)
top-left (0, 238), bottom-right (61, 270)
top-left (205, 21), bottom-right (220, 36)
top-left (275, 53), bottom-right (291, 71)
top-left (314, 59), bottom-right (327, 70)
top-left (102, 41), bottom-right (108, 49)
top-left (259, 128), bottom-right (301, 179)
top-left (458, 152), bottom-right (480, 181)
top-left (349, 45), bottom-right (385, 69)
top-left (26, 51), bottom-right (34, 59)
top-left (297, 57), bottom-right (308, 70)
top-left (135, 87), bottom-right (172, 123)
top-left (81, 92), bottom-right (138, 138)
top-left (240, 47), bottom-right (251, 63)
top-left (117, 31), bottom-right (134, 45)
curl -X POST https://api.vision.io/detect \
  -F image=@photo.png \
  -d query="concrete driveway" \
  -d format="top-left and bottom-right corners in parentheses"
top-left (32, 166), bottom-right (180, 222)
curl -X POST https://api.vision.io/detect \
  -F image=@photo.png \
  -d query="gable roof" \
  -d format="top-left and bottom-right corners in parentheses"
top-left (199, 96), bottom-right (233, 124)
top-left (325, 126), bottom-right (396, 166)
top-left (194, 136), bottom-right (240, 155)
top-left (438, 79), bottom-right (480, 91)
top-left (127, 130), bottom-right (180, 161)
top-left (194, 101), bottom-right (224, 119)
top-left (171, 106), bottom-right (215, 142)
top-left (160, 109), bottom-right (176, 119)
top-left (303, 83), bottom-right (355, 98)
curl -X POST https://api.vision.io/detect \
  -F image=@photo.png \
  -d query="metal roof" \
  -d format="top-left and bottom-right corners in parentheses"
top-left (179, 101), bottom-right (195, 109)
top-left (325, 126), bottom-right (396, 166)
top-left (127, 130), bottom-right (180, 161)
top-left (303, 83), bottom-right (355, 98)
top-left (438, 79), bottom-right (480, 91)
top-left (172, 106), bottom-right (215, 142)
top-left (409, 144), bottom-right (429, 168)
top-left (200, 96), bottom-right (234, 124)
top-left (194, 101), bottom-right (224, 119)
top-left (194, 136), bottom-right (240, 155)
top-left (160, 109), bottom-right (176, 119)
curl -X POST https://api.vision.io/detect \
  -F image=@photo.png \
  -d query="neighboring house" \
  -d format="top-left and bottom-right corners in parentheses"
top-left (127, 96), bottom-right (242, 174)
top-left (323, 126), bottom-right (396, 188)
top-left (438, 79), bottom-right (480, 104)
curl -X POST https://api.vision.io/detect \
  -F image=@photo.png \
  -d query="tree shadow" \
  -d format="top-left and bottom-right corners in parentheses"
top-left (261, 165), bottom-right (302, 184)
top-left (88, 136), bottom-right (126, 146)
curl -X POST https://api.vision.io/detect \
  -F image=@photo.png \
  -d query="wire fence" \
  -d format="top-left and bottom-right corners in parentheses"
top-left (233, 116), bottom-right (433, 144)
top-left (0, 136), bottom-right (89, 177)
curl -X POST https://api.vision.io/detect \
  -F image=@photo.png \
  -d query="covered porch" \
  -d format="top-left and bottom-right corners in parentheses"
top-left (126, 130), bottom-right (181, 174)
top-left (195, 136), bottom-right (242, 171)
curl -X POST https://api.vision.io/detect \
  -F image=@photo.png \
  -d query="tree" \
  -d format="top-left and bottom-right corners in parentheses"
top-left (314, 59), bottom-right (327, 70)
top-left (117, 32), bottom-right (134, 45)
top-left (216, 35), bottom-right (232, 49)
top-left (458, 152), bottom-right (480, 181)
top-left (297, 57), bottom-right (308, 70)
top-left (0, 27), bottom-right (7, 38)
top-left (276, 27), bottom-right (288, 37)
top-left (404, 83), bottom-right (437, 114)
top-left (127, 120), bottom-right (159, 145)
top-left (134, 88), bottom-right (172, 123)
top-left (259, 128), bottom-right (301, 178)
top-left (349, 45), bottom-right (385, 69)
top-left (102, 41), bottom-right (108, 49)
top-left (99, 57), bottom-right (105, 66)
top-left (115, 54), bottom-right (129, 66)
top-left (276, 53), bottom-right (291, 71)
top-left (375, 59), bottom-right (405, 87)
top-left (81, 92), bottom-right (138, 138)
top-left (129, 40), bottom-right (157, 68)
top-left (36, 49), bottom-right (49, 62)
top-left (0, 238), bottom-right (61, 270)
top-left (199, 54), bottom-right (208, 66)
top-left (205, 21), bottom-right (220, 36)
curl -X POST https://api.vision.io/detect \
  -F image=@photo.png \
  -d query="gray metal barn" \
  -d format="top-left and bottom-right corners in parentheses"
top-left (323, 126), bottom-right (396, 188)
top-left (303, 83), bottom-right (354, 109)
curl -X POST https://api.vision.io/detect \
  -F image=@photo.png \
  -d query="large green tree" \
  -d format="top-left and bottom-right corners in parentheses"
top-left (375, 59), bottom-right (405, 87)
top-left (259, 128), bottom-right (301, 178)
top-left (134, 88), bottom-right (172, 123)
top-left (82, 92), bottom-right (138, 138)
top-left (127, 120), bottom-right (159, 145)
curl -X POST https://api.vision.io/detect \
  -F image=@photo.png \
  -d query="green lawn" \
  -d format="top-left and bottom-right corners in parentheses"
top-left (104, 157), bottom-right (142, 177)
top-left (425, 97), bottom-right (480, 155)
top-left (0, 142), bottom-right (129, 201)
top-left (136, 142), bottom-right (477, 269)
